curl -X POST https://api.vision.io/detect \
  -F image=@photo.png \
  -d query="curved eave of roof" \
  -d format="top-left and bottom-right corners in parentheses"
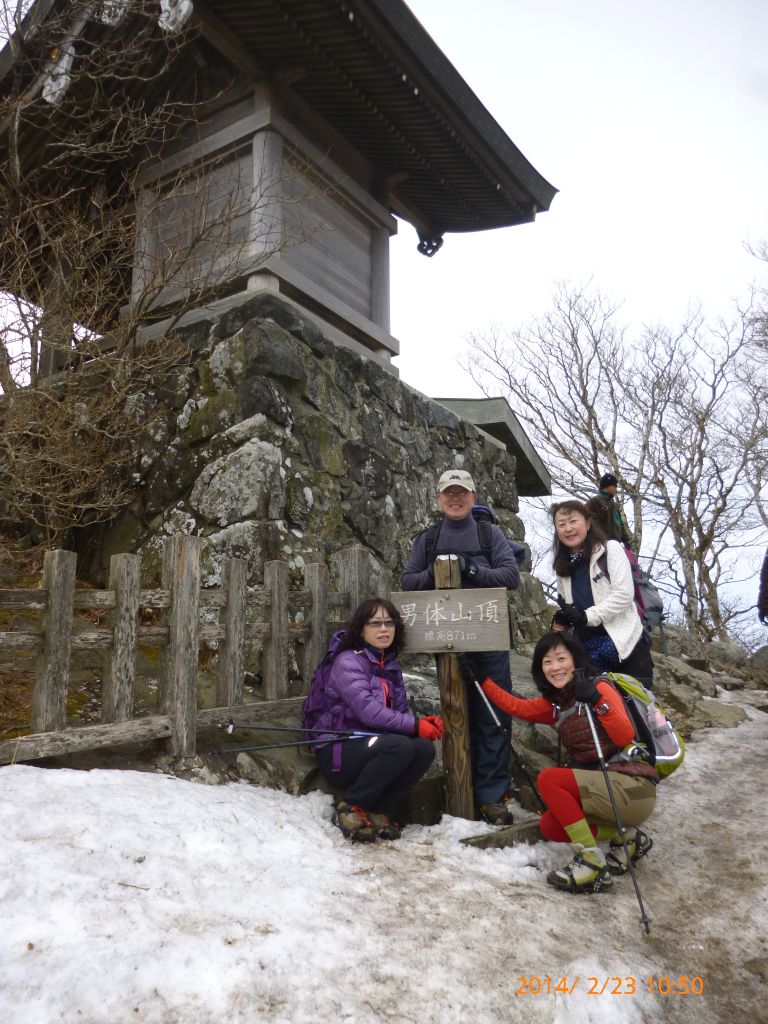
top-left (351, 0), bottom-right (558, 229)
top-left (202, 0), bottom-right (557, 236)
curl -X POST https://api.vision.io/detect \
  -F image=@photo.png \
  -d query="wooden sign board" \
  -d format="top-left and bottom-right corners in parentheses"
top-left (389, 588), bottom-right (511, 654)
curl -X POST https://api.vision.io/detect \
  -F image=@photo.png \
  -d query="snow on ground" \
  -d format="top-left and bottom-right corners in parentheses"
top-left (1, 695), bottom-right (766, 1024)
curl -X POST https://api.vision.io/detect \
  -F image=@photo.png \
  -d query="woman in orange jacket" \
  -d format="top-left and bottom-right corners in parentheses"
top-left (481, 631), bottom-right (657, 894)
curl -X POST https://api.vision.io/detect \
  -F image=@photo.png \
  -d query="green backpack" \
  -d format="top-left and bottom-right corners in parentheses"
top-left (602, 672), bottom-right (685, 779)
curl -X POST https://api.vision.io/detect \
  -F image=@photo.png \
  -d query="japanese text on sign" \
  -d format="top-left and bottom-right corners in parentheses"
top-left (390, 588), bottom-right (511, 653)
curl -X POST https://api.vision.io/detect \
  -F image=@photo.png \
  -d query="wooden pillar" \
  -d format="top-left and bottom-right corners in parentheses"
top-left (303, 561), bottom-right (329, 684)
top-left (102, 553), bottom-right (140, 723)
top-left (332, 546), bottom-right (370, 619)
top-left (251, 126), bottom-right (285, 262)
top-left (217, 556), bottom-right (248, 707)
top-left (371, 224), bottom-right (391, 332)
top-left (263, 560), bottom-right (289, 701)
top-left (32, 549), bottom-right (77, 733)
top-left (161, 535), bottom-right (202, 757)
top-left (434, 555), bottom-right (474, 820)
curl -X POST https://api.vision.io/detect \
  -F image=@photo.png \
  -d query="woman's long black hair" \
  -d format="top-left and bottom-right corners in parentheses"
top-left (550, 499), bottom-right (607, 577)
top-left (531, 631), bottom-right (598, 702)
top-left (342, 598), bottom-right (405, 656)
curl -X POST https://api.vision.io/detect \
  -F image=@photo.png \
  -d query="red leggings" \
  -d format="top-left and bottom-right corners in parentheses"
top-left (537, 766), bottom-right (598, 843)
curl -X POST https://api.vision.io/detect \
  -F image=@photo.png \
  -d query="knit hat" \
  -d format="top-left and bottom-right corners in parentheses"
top-left (599, 473), bottom-right (618, 490)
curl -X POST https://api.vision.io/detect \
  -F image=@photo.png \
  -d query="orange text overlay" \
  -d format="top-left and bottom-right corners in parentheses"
top-left (515, 976), bottom-right (705, 997)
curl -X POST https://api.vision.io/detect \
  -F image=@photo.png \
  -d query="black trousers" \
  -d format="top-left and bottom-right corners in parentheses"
top-left (316, 734), bottom-right (435, 816)
top-left (460, 650), bottom-right (513, 805)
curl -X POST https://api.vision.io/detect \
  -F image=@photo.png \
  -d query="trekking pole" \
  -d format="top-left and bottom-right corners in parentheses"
top-left (217, 719), bottom-right (378, 738)
top-left (470, 677), bottom-right (547, 812)
top-left (576, 670), bottom-right (652, 936)
top-left (212, 734), bottom-right (379, 757)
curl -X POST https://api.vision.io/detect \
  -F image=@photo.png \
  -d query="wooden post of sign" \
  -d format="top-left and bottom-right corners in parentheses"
top-left (433, 555), bottom-right (474, 820)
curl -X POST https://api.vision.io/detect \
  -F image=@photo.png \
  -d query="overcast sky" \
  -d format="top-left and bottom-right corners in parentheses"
top-left (389, 0), bottom-right (768, 398)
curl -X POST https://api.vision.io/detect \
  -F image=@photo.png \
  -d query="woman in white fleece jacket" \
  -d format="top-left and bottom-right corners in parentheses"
top-left (550, 500), bottom-right (654, 684)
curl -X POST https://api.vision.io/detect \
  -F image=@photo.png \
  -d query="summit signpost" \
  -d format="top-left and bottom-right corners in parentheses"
top-left (390, 555), bottom-right (512, 819)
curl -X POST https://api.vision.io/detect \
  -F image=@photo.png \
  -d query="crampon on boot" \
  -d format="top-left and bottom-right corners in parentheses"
top-left (367, 812), bottom-right (402, 841)
top-left (605, 827), bottom-right (653, 875)
top-left (332, 800), bottom-right (377, 842)
top-left (547, 845), bottom-right (613, 894)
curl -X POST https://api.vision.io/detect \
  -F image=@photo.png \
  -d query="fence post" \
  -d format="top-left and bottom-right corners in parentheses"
top-left (217, 556), bottom-right (248, 707)
top-left (434, 556), bottom-right (474, 820)
top-left (303, 561), bottom-right (329, 685)
top-left (332, 545), bottom-right (371, 617)
top-left (32, 549), bottom-right (77, 733)
top-left (263, 560), bottom-right (289, 700)
top-left (162, 535), bottom-right (202, 757)
top-left (102, 553), bottom-right (140, 723)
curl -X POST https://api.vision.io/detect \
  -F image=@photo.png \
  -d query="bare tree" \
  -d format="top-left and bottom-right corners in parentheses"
top-left (465, 284), bottom-right (768, 642)
top-left (0, 0), bottom-right (318, 544)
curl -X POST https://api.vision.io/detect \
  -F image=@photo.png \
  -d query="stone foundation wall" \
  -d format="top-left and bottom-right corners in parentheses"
top-left (80, 293), bottom-right (551, 638)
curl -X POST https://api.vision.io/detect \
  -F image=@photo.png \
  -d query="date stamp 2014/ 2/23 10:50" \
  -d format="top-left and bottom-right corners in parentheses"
top-left (515, 976), bottom-right (705, 997)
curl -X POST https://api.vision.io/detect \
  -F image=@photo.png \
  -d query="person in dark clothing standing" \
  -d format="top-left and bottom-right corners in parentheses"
top-left (401, 468), bottom-right (520, 825)
top-left (586, 472), bottom-right (634, 550)
top-left (758, 547), bottom-right (768, 625)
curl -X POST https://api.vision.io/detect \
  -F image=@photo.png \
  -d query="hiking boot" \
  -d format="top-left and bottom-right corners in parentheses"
top-left (479, 794), bottom-right (515, 826)
top-left (332, 801), bottom-right (377, 842)
top-left (605, 827), bottom-right (653, 875)
top-left (547, 845), bottom-right (613, 894)
top-left (368, 812), bottom-right (403, 841)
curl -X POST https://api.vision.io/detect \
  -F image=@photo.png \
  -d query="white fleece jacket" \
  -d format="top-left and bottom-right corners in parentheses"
top-left (556, 539), bottom-right (642, 659)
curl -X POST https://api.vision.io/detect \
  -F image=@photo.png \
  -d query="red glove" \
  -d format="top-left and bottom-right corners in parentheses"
top-left (416, 715), bottom-right (445, 740)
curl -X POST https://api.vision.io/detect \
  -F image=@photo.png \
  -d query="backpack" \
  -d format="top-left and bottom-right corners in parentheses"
top-left (301, 628), bottom-right (350, 742)
top-left (597, 548), bottom-right (664, 633)
top-left (602, 672), bottom-right (685, 779)
top-left (421, 504), bottom-right (527, 571)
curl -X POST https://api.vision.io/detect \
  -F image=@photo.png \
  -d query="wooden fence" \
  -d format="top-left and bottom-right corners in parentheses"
top-left (0, 536), bottom-right (379, 766)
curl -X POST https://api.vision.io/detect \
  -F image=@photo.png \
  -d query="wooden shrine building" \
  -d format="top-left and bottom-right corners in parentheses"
top-left (0, 0), bottom-right (555, 372)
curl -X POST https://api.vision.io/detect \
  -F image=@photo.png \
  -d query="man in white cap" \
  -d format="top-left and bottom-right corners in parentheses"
top-left (401, 468), bottom-right (520, 824)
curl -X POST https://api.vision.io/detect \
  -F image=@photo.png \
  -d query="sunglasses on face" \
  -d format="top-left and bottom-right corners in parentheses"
top-left (365, 619), bottom-right (396, 629)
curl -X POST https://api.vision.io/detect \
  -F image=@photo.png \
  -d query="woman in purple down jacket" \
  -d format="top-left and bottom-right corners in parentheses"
top-left (314, 598), bottom-right (444, 843)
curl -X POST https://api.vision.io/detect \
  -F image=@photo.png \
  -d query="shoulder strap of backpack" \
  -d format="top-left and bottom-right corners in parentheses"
top-left (476, 519), bottom-right (493, 562)
top-left (597, 550), bottom-right (610, 580)
top-left (421, 520), bottom-right (443, 567)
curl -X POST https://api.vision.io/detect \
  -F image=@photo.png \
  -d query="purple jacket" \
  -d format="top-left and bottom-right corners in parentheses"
top-left (316, 646), bottom-right (417, 738)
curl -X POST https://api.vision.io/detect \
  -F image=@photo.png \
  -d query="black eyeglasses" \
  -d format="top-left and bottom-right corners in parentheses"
top-left (365, 619), bottom-right (396, 629)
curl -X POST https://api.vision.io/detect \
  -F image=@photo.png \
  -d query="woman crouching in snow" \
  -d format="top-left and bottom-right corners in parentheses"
top-left (481, 632), bottom-right (656, 894)
top-left (313, 598), bottom-right (444, 843)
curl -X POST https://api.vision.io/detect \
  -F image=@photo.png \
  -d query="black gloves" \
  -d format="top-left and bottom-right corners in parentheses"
top-left (456, 555), bottom-right (479, 581)
top-left (573, 670), bottom-right (601, 706)
top-left (553, 602), bottom-right (588, 628)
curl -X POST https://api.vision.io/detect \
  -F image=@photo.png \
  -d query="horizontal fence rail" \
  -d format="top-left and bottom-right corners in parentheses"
top-left (0, 538), bottom-right (380, 765)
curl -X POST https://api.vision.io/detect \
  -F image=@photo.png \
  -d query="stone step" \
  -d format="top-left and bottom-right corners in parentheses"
top-left (460, 817), bottom-right (541, 850)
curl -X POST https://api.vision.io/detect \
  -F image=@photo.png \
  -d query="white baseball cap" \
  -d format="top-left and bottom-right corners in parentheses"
top-left (437, 469), bottom-right (476, 493)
